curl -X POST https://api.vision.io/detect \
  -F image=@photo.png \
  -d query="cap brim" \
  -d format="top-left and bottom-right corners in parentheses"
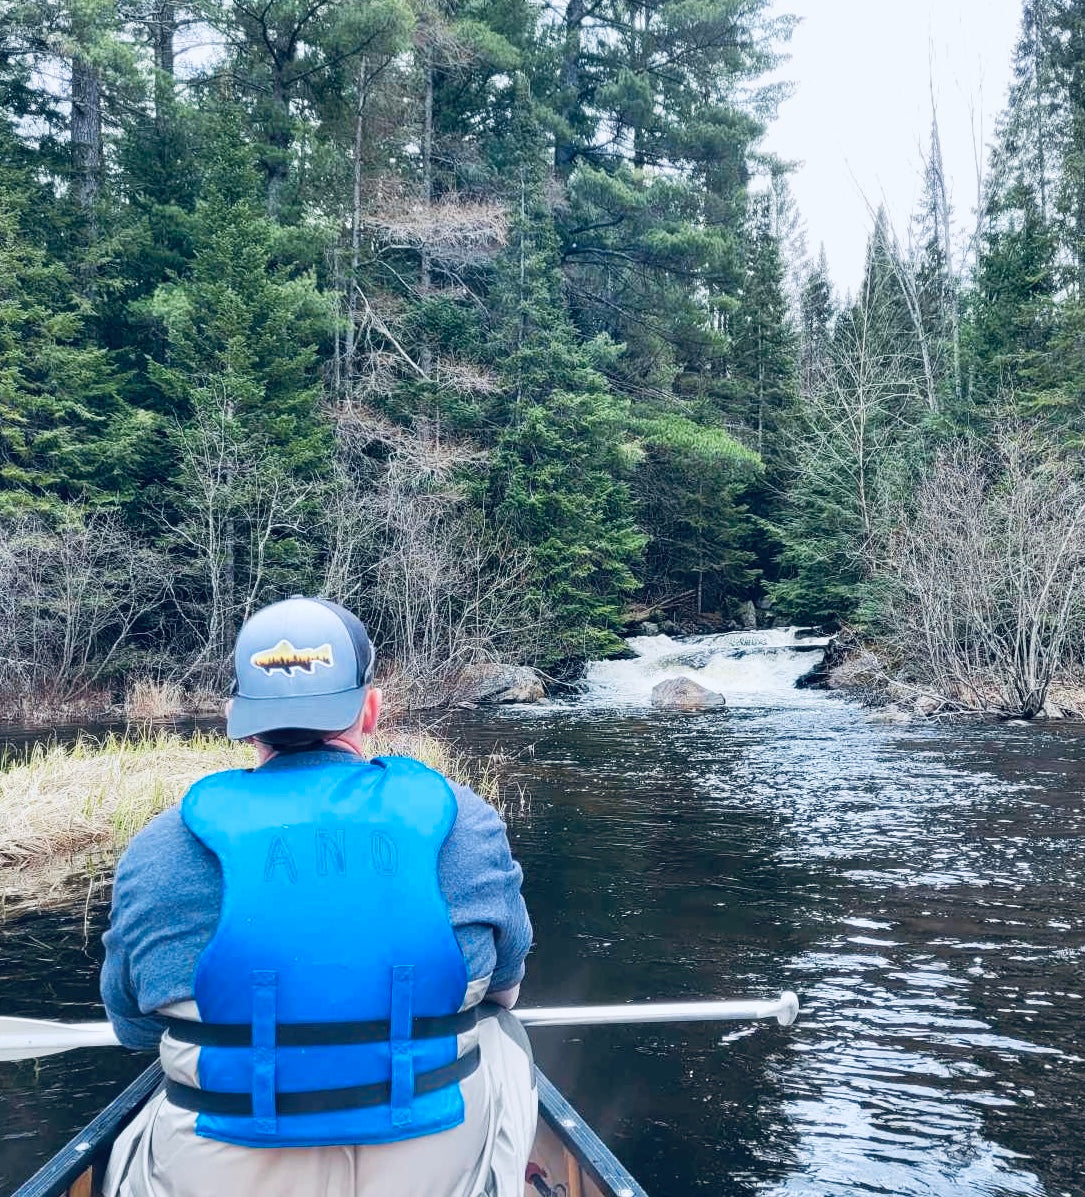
top-left (226, 689), bottom-right (365, 741)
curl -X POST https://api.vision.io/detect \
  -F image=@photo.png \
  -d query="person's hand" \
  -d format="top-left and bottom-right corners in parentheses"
top-left (487, 984), bottom-right (520, 1010)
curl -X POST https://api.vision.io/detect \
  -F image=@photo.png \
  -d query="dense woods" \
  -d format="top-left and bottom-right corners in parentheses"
top-left (0, 0), bottom-right (1082, 717)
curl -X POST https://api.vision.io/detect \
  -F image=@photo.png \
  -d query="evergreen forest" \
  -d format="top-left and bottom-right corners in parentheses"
top-left (0, 0), bottom-right (1083, 718)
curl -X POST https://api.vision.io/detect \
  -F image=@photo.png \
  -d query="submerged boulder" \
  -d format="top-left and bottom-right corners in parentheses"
top-left (455, 664), bottom-right (546, 705)
top-left (868, 703), bottom-right (912, 725)
top-left (650, 677), bottom-right (727, 711)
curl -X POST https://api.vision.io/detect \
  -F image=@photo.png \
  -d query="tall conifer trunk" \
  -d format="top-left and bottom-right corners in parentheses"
top-left (631, 3), bottom-right (646, 169)
top-left (419, 47), bottom-right (434, 374)
top-left (1030, 1), bottom-right (1050, 220)
top-left (555, 0), bottom-right (584, 177)
top-left (1065, 42), bottom-right (1085, 296)
top-left (71, 56), bottom-right (102, 215)
top-left (152, 0), bottom-right (176, 137)
top-left (345, 58), bottom-right (369, 388)
top-left (266, 73), bottom-right (291, 218)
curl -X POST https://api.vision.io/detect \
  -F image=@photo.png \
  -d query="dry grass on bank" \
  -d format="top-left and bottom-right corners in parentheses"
top-left (124, 678), bottom-right (186, 720)
top-left (0, 727), bottom-right (508, 870)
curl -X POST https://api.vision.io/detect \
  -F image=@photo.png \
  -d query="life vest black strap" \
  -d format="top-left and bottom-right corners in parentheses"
top-left (161, 1006), bottom-right (478, 1048)
top-left (164, 1045), bottom-right (481, 1117)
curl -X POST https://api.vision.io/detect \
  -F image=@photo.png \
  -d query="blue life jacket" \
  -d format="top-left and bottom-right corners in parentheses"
top-left (168, 753), bottom-right (472, 1148)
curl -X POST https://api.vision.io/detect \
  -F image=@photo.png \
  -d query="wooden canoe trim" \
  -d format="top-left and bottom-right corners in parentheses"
top-left (563, 1148), bottom-right (584, 1197)
top-left (67, 1170), bottom-right (92, 1197)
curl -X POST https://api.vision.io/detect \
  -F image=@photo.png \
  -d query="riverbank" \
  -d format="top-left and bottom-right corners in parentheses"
top-left (809, 629), bottom-right (1085, 723)
top-left (0, 680), bottom-right (223, 728)
top-left (1, 663), bottom-right (555, 727)
top-left (0, 727), bottom-right (507, 873)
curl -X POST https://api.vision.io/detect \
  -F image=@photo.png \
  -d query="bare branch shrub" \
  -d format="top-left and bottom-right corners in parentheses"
top-left (365, 189), bottom-right (508, 262)
top-left (163, 383), bottom-right (319, 688)
top-left (433, 359), bottom-right (502, 394)
top-left (322, 404), bottom-right (547, 708)
top-left (336, 283), bottom-right (504, 401)
top-left (879, 429), bottom-right (1085, 718)
top-left (0, 508), bottom-right (165, 703)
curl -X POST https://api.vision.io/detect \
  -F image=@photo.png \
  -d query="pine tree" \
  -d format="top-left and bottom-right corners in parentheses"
top-left (487, 162), bottom-right (645, 663)
top-left (200, 0), bottom-right (412, 218)
top-left (146, 107), bottom-right (334, 661)
top-left (967, 179), bottom-right (1060, 418)
top-left (728, 194), bottom-right (797, 469)
top-left (909, 114), bottom-right (963, 412)
top-left (0, 119), bottom-right (146, 513)
top-left (773, 227), bottom-right (926, 625)
top-left (959, 0), bottom-right (1084, 439)
top-left (635, 448), bottom-right (758, 618)
top-left (1046, 1), bottom-right (1085, 291)
top-left (799, 249), bottom-right (834, 397)
top-left (966, 4), bottom-right (1062, 422)
top-left (147, 108), bottom-right (331, 454)
top-left (536, 0), bottom-right (790, 618)
top-left (549, 0), bottom-right (781, 393)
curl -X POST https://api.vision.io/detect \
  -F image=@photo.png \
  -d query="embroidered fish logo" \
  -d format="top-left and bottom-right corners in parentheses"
top-left (250, 640), bottom-right (335, 676)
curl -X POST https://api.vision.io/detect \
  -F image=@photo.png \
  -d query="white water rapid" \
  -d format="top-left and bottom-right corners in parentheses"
top-left (580, 627), bottom-right (832, 707)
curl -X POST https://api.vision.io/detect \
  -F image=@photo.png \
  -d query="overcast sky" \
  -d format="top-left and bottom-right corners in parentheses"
top-left (762, 1), bottom-right (1024, 293)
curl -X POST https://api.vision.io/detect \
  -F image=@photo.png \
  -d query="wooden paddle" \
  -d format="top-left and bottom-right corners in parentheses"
top-left (0, 992), bottom-right (798, 1062)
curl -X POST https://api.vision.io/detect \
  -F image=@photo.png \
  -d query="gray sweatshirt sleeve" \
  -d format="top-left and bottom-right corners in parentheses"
top-left (100, 807), bottom-right (221, 1049)
top-left (440, 784), bottom-right (533, 993)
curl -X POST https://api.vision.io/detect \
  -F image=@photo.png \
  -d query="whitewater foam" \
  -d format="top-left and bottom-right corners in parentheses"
top-left (580, 627), bottom-right (831, 708)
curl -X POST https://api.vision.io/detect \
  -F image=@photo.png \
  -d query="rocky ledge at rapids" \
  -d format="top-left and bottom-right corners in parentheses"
top-left (454, 664), bottom-right (547, 705)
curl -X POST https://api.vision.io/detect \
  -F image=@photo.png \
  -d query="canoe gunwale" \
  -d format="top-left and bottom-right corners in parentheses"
top-left (10, 1062), bottom-right (163, 1197)
top-left (535, 1070), bottom-right (649, 1197)
top-left (11, 1063), bottom-right (647, 1197)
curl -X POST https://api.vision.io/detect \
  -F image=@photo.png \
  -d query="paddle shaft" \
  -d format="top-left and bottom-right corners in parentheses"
top-left (518, 994), bottom-right (799, 1028)
top-left (0, 993), bottom-right (798, 1062)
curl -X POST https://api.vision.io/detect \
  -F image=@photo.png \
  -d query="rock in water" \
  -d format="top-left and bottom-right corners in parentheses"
top-left (868, 703), bottom-right (912, 725)
top-left (736, 600), bottom-right (758, 630)
top-left (650, 677), bottom-right (727, 711)
top-left (455, 664), bottom-right (546, 704)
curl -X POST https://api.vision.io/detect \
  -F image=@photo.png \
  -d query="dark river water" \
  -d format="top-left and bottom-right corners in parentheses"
top-left (2, 639), bottom-right (1085, 1196)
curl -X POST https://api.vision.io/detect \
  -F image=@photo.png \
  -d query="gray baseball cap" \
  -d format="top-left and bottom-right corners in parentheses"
top-left (226, 596), bottom-right (376, 741)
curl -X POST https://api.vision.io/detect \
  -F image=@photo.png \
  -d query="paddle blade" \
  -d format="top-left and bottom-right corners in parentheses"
top-left (0, 1016), bottom-right (121, 1062)
top-left (775, 991), bottom-right (800, 1026)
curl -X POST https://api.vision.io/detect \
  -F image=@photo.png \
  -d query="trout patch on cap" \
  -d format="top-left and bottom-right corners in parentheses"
top-left (250, 639), bottom-right (335, 676)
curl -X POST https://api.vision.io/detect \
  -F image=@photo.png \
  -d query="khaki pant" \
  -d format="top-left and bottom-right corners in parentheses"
top-left (105, 1010), bottom-right (537, 1197)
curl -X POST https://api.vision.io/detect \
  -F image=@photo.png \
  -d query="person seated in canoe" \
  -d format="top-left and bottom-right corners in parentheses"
top-left (99, 596), bottom-right (536, 1197)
